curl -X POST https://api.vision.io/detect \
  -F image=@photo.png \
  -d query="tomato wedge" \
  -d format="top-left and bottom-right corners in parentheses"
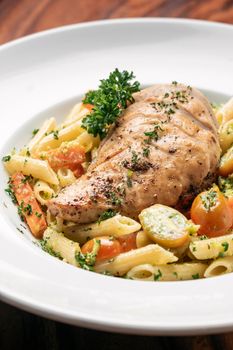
top-left (191, 185), bottom-right (233, 237)
top-left (81, 233), bottom-right (137, 263)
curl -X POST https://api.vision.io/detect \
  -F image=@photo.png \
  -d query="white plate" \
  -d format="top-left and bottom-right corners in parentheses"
top-left (0, 18), bottom-right (233, 336)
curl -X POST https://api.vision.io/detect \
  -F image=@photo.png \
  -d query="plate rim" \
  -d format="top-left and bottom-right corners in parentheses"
top-left (1, 17), bottom-right (233, 335)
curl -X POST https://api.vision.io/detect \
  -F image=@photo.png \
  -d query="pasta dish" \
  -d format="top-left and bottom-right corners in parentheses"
top-left (3, 69), bottom-right (233, 281)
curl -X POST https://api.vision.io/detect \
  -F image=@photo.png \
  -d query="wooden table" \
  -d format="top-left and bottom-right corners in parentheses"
top-left (0, 0), bottom-right (233, 349)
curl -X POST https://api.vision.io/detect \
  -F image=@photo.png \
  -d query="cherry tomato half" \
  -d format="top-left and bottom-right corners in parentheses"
top-left (190, 186), bottom-right (233, 237)
top-left (81, 233), bottom-right (137, 263)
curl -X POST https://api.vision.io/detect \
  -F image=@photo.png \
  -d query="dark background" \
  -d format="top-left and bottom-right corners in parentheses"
top-left (1, 0), bottom-right (233, 349)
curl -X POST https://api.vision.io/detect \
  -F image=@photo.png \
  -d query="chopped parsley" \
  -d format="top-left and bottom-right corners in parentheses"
top-left (192, 273), bottom-right (200, 279)
top-left (18, 201), bottom-right (33, 220)
top-left (75, 239), bottom-right (100, 271)
top-left (21, 175), bottom-right (33, 184)
top-left (143, 147), bottom-right (150, 157)
top-left (222, 242), bottom-right (229, 252)
top-left (154, 269), bottom-right (162, 281)
top-left (2, 155), bottom-right (11, 162)
top-left (32, 128), bottom-right (39, 136)
top-left (26, 149), bottom-right (31, 157)
top-left (218, 252), bottom-right (225, 258)
top-left (98, 209), bottom-right (117, 223)
top-left (200, 188), bottom-right (218, 211)
top-left (81, 69), bottom-right (140, 139)
top-left (35, 211), bottom-right (42, 218)
top-left (40, 239), bottom-right (62, 259)
top-left (144, 123), bottom-right (164, 143)
top-left (5, 181), bottom-right (17, 204)
top-left (107, 192), bottom-right (122, 206)
top-left (52, 130), bottom-right (59, 140)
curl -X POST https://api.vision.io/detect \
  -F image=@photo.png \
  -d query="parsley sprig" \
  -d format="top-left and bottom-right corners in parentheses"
top-left (82, 69), bottom-right (140, 139)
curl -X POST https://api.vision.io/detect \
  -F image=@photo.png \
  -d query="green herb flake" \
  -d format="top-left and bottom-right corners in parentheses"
top-left (35, 211), bottom-right (42, 218)
top-left (26, 149), bottom-right (31, 157)
top-left (200, 189), bottom-right (218, 211)
top-left (2, 155), bottom-right (11, 162)
top-left (40, 239), bottom-right (62, 259)
top-left (21, 175), bottom-right (33, 184)
top-left (98, 209), bottom-right (117, 223)
top-left (218, 252), bottom-right (225, 258)
top-left (144, 123), bottom-right (164, 143)
top-left (222, 242), bottom-right (229, 252)
top-left (75, 239), bottom-right (100, 271)
top-left (192, 273), bottom-right (200, 279)
top-left (143, 147), bottom-right (150, 157)
top-left (32, 128), bottom-right (39, 136)
top-left (5, 181), bottom-right (17, 204)
top-left (154, 269), bottom-right (162, 281)
top-left (53, 130), bottom-right (59, 140)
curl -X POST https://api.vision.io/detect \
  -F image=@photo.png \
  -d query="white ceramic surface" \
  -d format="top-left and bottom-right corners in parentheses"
top-left (0, 18), bottom-right (233, 335)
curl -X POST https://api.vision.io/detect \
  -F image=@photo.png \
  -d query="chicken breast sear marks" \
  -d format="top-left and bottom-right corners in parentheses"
top-left (48, 83), bottom-right (221, 223)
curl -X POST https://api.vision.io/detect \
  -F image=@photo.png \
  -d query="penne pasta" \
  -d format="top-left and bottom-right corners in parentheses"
top-left (4, 155), bottom-right (59, 185)
top-left (57, 168), bottom-right (77, 187)
top-left (35, 120), bottom-right (84, 152)
top-left (94, 244), bottom-right (178, 276)
top-left (127, 262), bottom-right (208, 281)
top-left (43, 228), bottom-right (80, 266)
top-left (24, 117), bottom-right (57, 155)
top-left (204, 256), bottom-right (233, 278)
top-left (63, 215), bottom-right (141, 244)
top-left (34, 180), bottom-right (56, 205)
top-left (189, 233), bottom-right (233, 260)
top-left (217, 97), bottom-right (233, 125)
top-left (61, 103), bottom-right (90, 127)
top-left (75, 131), bottom-right (100, 153)
top-left (136, 230), bottom-right (153, 248)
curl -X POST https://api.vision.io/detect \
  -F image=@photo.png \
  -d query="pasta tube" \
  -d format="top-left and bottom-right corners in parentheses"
top-left (43, 228), bottom-right (80, 266)
top-left (94, 244), bottom-right (178, 276)
top-left (136, 230), bottom-right (153, 248)
top-left (34, 180), bottom-right (56, 205)
top-left (204, 256), bottom-right (233, 277)
top-left (4, 155), bottom-right (59, 185)
top-left (35, 120), bottom-right (84, 152)
top-left (63, 215), bottom-right (141, 244)
top-left (189, 233), bottom-right (233, 260)
top-left (25, 117), bottom-right (57, 155)
top-left (57, 168), bottom-right (76, 187)
top-left (127, 262), bottom-right (208, 281)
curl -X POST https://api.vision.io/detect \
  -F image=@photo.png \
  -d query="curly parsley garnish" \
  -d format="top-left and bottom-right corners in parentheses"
top-left (75, 239), bottom-right (100, 271)
top-left (81, 69), bottom-right (140, 139)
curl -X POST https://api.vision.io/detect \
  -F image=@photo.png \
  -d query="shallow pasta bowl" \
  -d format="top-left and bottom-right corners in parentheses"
top-left (0, 18), bottom-right (233, 335)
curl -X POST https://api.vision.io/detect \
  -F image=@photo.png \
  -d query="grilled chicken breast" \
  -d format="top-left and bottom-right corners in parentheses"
top-left (48, 83), bottom-right (221, 223)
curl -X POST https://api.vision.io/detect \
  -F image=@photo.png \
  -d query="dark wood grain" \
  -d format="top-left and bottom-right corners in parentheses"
top-left (1, 0), bottom-right (233, 349)
top-left (0, 0), bottom-right (232, 44)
